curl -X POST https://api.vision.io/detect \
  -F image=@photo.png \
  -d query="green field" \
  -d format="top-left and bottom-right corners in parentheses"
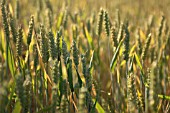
top-left (0, 0), bottom-right (170, 112)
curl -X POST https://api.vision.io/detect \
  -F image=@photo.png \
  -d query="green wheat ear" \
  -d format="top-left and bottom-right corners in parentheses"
top-left (52, 60), bottom-right (60, 112)
top-left (40, 24), bottom-right (49, 63)
top-left (141, 33), bottom-right (151, 61)
top-left (127, 73), bottom-right (140, 112)
top-left (72, 40), bottom-right (79, 68)
top-left (111, 26), bottom-right (118, 48)
top-left (1, 0), bottom-right (10, 41)
top-left (62, 37), bottom-right (69, 65)
top-left (27, 15), bottom-right (34, 46)
top-left (52, 59), bottom-right (60, 84)
top-left (16, 25), bottom-right (23, 57)
top-left (117, 22), bottom-right (124, 43)
top-left (56, 27), bottom-right (62, 59)
top-left (149, 62), bottom-right (157, 112)
top-left (127, 72), bottom-right (133, 111)
top-left (157, 16), bottom-right (165, 48)
top-left (123, 21), bottom-right (130, 61)
top-left (96, 8), bottom-right (104, 36)
top-left (103, 10), bottom-right (110, 37)
top-left (81, 54), bottom-right (87, 80)
top-left (9, 13), bottom-right (17, 44)
top-left (48, 30), bottom-right (57, 60)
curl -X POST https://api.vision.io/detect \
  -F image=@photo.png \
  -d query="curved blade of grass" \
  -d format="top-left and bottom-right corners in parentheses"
top-left (134, 53), bottom-right (144, 68)
top-left (75, 66), bottom-right (82, 88)
top-left (129, 43), bottom-right (137, 57)
top-left (67, 58), bottom-right (74, 92)
top-left (134, 53), bottom-right (143, 71)
top-left (1, 29), bottom-right (5, 52)
top-left (158, 94), bottom-right (170, 100)
top-left (8, 45), bottom-right (16, 77)
top-left (1, 39), bottom-right (16, 78)
top-left (134, 53), bottom-right (149, 87)
top-left (57, 12), bottom-right (64, 29)
top-left (110, 39), bottom-right (124, 70)
top-left (12, 100), bottom-right (21, 113)
top-left (92, 99), bottom-right (105, 113)
top-left (0, 37), bottom-right (4, 53)
top-left (85, 27), bottom-right (93, 49)
top-left (91, 98), bottom-right (97, 113)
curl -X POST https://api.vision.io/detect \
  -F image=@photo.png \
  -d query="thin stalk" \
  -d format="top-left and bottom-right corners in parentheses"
top-left (108, 36), bottom-right (114, 96)
top-left (34, 68), bottom-right (37, 112)
top-left (6, 41), bottom-right (9, 78)
top-left (97, 35), bottom-right (102, 104)
top-left (45, 63), bottom-right (49, 106)
top-left (145, 86), bottom-right (148, 113)
top-left (143, 61), bottom-right (148, 113)
top-left (108, 36), bottom-right (111, 62)
top-left (97, 35), bottom-right (101, 84)
top-left (126, 61), bottom-right (129, 113)
top-left (27, 47), bottom-right (30, 74)
top-left (140, 61), bottom-right (144, 93)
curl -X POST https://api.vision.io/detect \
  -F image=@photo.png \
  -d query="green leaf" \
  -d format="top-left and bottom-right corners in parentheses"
top-left (1, 30), bottom-right (16, 77)
top-left (92, 99), bottom-right (105, 113)
top-left (134, 53), bottom-right (149, 87)
top-left (110, 39), bottom-right (123, 70)
top-left (158, 94), bottom-right (170, 100)
top-left (129, 43), bottom-right (137, 57)
top-left (1, 29), bottom-right (5, 52)
top-left (12, 100), bottom-right (21, 113)
top-left (67, 58), bottom-right (74, 92)
top-left (8, 45), bottom-right (16, 78)
top-left (134, 53), bottom-right (143, 71)
top-left (0, 37), bottom-right (4, 53)
top-left (57, 12), bottom-right (64, 29)
top-left (75, 67), bottom-right (82, 88)
top-left (85, 27), bottom-right (93, 49)
top-left (91, 99), bottom-right (97, 113)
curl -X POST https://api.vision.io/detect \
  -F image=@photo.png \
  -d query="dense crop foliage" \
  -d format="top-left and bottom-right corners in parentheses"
top-left (0, 0), bottom-right (170, 113)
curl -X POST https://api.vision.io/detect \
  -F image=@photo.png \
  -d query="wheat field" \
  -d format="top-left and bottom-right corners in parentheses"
top-left (0, 0), bottom-right (170, 113)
